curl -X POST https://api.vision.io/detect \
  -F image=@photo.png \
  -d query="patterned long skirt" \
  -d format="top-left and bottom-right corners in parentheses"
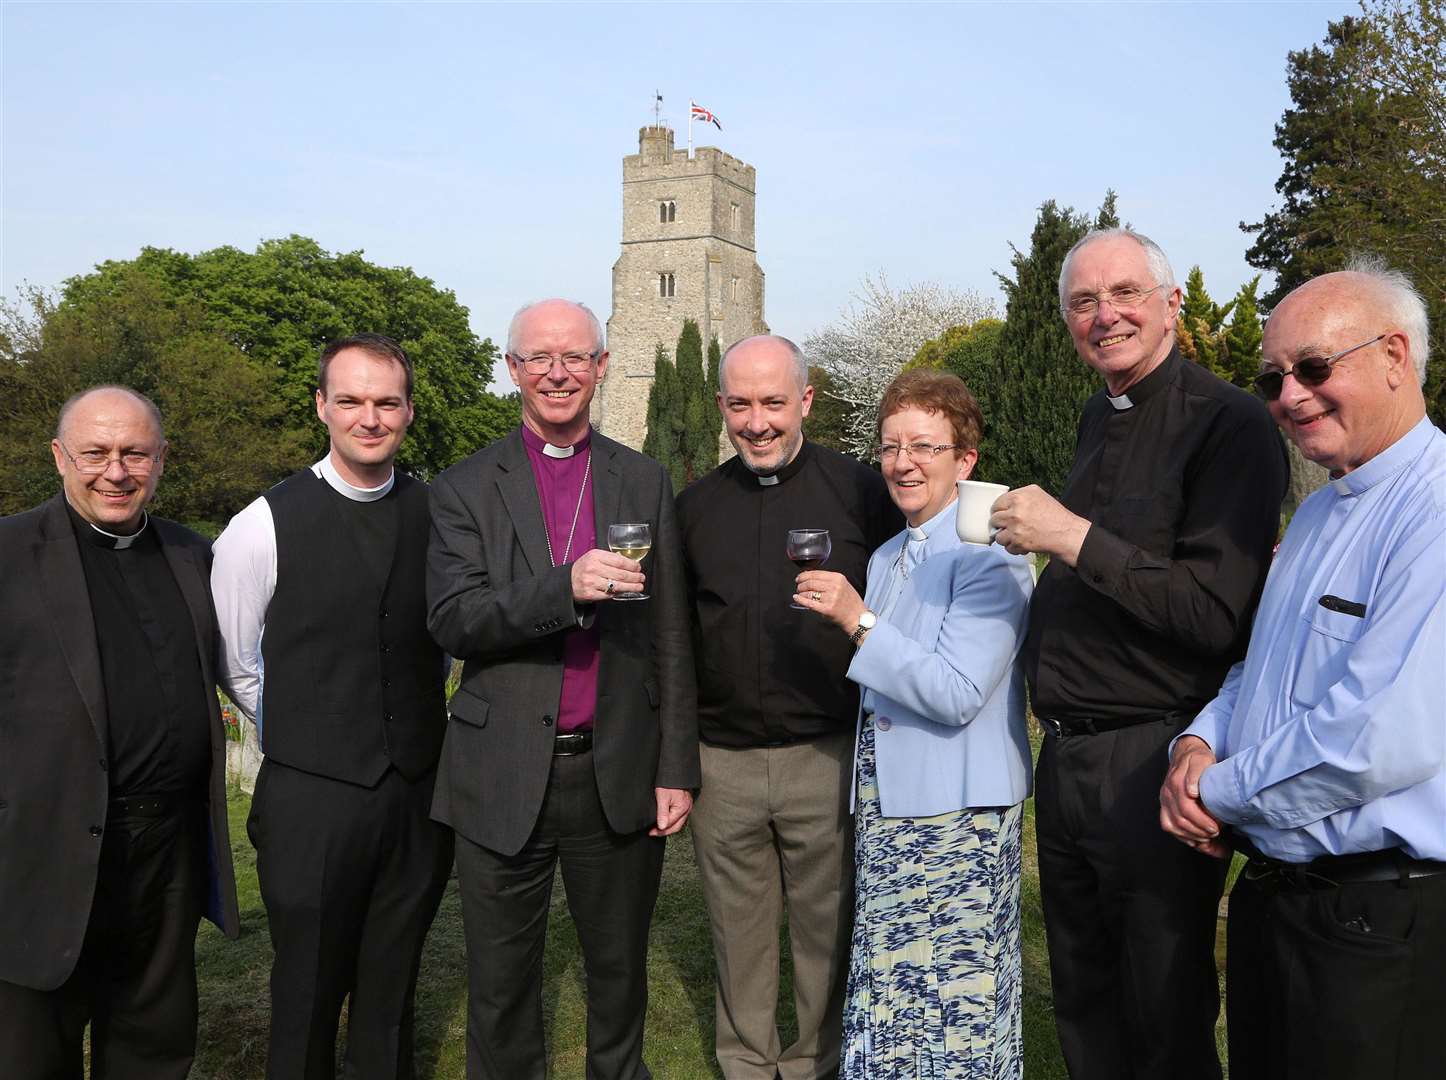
top-left (841, 719), bottom-right (1024, 1080)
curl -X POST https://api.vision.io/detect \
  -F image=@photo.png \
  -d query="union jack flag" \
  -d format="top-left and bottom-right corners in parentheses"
top-left (690, 102), bottom-right (722, 130)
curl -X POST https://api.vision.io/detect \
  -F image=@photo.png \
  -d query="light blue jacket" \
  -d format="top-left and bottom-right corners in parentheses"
top-left (847, 504), bottom-right (1034, 818)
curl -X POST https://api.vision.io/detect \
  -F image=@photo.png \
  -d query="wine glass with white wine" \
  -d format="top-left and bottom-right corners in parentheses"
top-left (607, 523), bottom-right (651, 600)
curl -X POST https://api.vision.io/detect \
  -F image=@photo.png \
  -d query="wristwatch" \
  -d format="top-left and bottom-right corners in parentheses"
top-left (850, 609), bottom-right (877, 645)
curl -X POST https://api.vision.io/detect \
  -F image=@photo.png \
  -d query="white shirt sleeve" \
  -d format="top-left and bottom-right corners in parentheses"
top-left (211, 496), bottom-right (277, 730)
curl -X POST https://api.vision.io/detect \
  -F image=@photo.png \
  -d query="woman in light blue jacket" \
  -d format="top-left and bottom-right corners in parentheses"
top-left (794, 370), bottom-right (1033, 1080)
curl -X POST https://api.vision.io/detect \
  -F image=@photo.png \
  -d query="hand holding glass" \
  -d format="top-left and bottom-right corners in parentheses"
top-left (607, 523), bottom-right (651, 600)
top-left (786, 529), bottom-right (832, 610)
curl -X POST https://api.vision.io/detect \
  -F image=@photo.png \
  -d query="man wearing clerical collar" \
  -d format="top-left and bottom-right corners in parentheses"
top-left (0, 386), bottom-right (239, 1077)
top-left (212, 334), bottom-right (452, 1079)
top-left (427, 298), bottom-right (698, 1080)
top-left (989, 228), bottom-right (1288, 1079)
top-left (1161, 263), bottom-right (1446, 1080)
top-left (676, 335), bottom-right (901, 1080)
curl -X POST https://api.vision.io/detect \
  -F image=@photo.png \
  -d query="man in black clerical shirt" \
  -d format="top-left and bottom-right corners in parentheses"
top-left (212, 335), bottom-right (452, 1080)
top-left (991, 229), bottom-right (1287, 1080)
top-left (677, 335), bottom-right (901, 1080)
top-left (0, 386), bottom-right (239, 1079)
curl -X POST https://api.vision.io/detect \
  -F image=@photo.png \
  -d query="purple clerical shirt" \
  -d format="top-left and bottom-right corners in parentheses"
top-left (520, 424), bottom-right (600, 733)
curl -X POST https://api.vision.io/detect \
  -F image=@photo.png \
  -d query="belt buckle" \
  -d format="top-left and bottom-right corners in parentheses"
top-left (1040, 716), bottom-right (1064, 738)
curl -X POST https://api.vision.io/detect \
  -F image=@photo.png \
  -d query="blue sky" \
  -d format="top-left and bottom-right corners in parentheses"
top-left (3, 2), bottom-right (1355, 384)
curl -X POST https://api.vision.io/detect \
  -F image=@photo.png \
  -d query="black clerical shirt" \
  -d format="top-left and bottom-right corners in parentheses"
top-left (67, 504), bottom-right (212, 798)
top-left (678, 440), bottom-right (903, 747)
top-left (1023, 349), bottom-right (1288, 722)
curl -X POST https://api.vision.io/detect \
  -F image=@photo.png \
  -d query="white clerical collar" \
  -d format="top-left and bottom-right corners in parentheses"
top-left (756, 474), bottom-right (780, 486)
top-left (1107, 392), bottom-right (1134, 410)
top-left (313, 455), bottom-right (395, 503)
top-left (542, 442), bottom-right (576, 459)
top-left (83, 510), bottom-right (150, 549)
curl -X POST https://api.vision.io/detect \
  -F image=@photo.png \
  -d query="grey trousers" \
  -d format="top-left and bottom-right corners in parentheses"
top-left (690, 732), bottom-right (854, 1080)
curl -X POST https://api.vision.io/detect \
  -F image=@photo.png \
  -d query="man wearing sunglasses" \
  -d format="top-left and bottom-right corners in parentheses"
top-left (0, 386), bottom-right (239, 1077)
top-left (1161, 262), bottom-right (1445, 1080)
top-left (990, 228), bottom-right (1288, 1079)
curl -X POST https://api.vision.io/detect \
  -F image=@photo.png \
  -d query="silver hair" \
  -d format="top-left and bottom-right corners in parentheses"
top-left (718, 335), bottom-right (809, 393)
top-left (506, 299), bottom-right (606, 357)
top-left (1340, 255), bottom-right (1430, 386)
top-left (55, 385), bottom-right (164, 443)
top-left (1058, 227), bottom-right (1176, 316)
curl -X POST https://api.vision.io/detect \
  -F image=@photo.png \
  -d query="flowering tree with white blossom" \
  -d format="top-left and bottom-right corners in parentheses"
top-left (803, 274), bottom-right (998, 459)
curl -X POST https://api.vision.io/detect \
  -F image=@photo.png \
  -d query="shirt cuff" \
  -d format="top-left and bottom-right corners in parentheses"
top-left (1198, 760), bottom-right (1255, 825)
top-left (1073, 524), bottom-right (1132, 596)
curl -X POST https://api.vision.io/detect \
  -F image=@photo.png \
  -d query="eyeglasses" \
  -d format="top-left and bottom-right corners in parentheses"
top-left (58, 442), bottom-right (162, 476)
top-left (512, 352), bottom-right (597, 375)
top-left (1063, 284), bottom-right (1166, 320)
top-left (872, 442), bottom-right (960, 464)
top-left (1252, 334), bottom-right (1385, 401)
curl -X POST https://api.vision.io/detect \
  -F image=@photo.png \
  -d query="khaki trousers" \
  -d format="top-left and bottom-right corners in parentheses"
top-left (690, 732), bottom-right (854, 1080)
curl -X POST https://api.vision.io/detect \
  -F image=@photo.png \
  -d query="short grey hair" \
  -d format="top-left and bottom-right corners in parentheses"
top-left (718, 334), bottom-right (809, 393)
top-left (55, 385), bottom-right (164, 443)
top-left (506, 299), bottom-right (605, 357)
top-left (1341, 255), bottom-right (1430, 386)
top-left (1058, 227), bottom-right (1176, 315)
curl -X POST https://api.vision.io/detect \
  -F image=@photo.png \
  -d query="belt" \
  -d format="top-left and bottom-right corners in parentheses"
top-left (1037, 713), bottom-right (1183, 737)
top-left (108, 794), bottom-right (186, 819)
top-left (553, 730), bottom-right (593, 756)
top-left (1232, 833), bottom-right (1446, 888)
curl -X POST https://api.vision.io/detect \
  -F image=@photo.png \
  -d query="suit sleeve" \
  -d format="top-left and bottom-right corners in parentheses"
top-left (649, 468), bottom-right (700, 790)
top-left (426, 469), bottom-right (582, 660)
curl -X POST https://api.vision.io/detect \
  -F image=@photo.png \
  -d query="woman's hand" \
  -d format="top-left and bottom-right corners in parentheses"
top-left (793, 570), bottom-right (866, 635)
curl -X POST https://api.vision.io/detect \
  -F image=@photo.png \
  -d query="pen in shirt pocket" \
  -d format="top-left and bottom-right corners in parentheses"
top-left (1318, 595), bottom-right (1367, 618)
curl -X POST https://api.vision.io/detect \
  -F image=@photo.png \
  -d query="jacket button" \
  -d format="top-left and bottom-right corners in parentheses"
top-left (98, 757), bottom-right (108, 772)
top-left (89, 825), bottom-right (103, 838)
top-left (383, 678), bottom-right (391, 688)
top-left (385, 713), bottom-right (395, 724)
top-left (876, 716), bottom-right (892, 732)
top-left (380, 609), bottom-right (389, 619)
top-left (381, 644), bottom-right (391, 654)
top-left (542, 715), bottom-right (554, 727)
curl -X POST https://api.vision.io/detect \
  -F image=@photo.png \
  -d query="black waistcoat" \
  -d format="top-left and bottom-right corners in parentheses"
top-left (260, 469), bottom-right (445, 786)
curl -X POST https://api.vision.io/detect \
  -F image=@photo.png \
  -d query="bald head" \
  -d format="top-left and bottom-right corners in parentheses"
top-left (56, 385), bottom-right (164, 444)
top-left (1275, 265), bottom-right (1429, 387)
top-left (718, 335), bottom-right (808, 394)
top-left (506, 299), bottom-right (605, 357)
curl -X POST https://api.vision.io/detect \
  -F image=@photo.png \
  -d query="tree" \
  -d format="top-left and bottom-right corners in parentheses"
top-left (1, 276), bottom-right (308, 533)
top-left (802, 365), bottom-right (851, 454)
top-left (804, 274), bottom-right (998, 458)
top-left (987, 194), bottom-right (1119, 494)
top-left (1223, 277), bottom-right (1265, 388)
top-left (1175, 266), bottom-right (1235, 375)
top-left (673, 320), bottom-right (717, 483)
top-left (1242, 0), bottom-right (1445, 424)
top-left (641, 343), bottom-right (685, 491)
top-left (907, 318), bottom-right (1008, 481)
top-left (56, 235), bottom-right (515, 476)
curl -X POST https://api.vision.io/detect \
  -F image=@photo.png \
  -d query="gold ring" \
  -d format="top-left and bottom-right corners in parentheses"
top-left (812, 591), bottom-right (822, 602)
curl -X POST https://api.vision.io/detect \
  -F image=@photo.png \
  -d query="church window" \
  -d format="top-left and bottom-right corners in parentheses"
top-left (731, 276), bottom-right (740, 301)
top-left (730, 203), bottom-right (740, 230)
top-left (658, 272), bottom-right (675, 298)
top-left (659, 200), bottom-right (676, 223)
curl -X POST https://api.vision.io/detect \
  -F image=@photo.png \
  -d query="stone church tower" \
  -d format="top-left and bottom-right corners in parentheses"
top-left (597, 124), bottom-right (767, 450)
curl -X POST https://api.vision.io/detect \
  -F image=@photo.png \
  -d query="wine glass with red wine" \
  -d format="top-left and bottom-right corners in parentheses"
top-left (786, 528), bottom-right (832, 610)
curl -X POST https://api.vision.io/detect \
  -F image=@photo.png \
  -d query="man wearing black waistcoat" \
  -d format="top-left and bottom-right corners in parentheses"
top-left (990, 229), bottom-right (1287, 1079)
top-left (212, 334), bottom-right (452, 1080)
top-left (0, 385), bottom-right (239, 1079)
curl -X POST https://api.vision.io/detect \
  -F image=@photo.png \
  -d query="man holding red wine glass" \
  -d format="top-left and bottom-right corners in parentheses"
top-left (677, 335), bottom-right (901, 1080)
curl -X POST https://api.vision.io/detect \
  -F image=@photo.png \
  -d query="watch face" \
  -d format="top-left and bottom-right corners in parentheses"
top-left (859, 611), bottom-right (877, 629)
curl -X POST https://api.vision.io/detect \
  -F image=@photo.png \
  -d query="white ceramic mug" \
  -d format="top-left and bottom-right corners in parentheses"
top-left (956, 480), bottom-right (1009, 545)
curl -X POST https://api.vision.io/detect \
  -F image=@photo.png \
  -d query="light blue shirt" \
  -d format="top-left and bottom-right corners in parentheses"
top-left (849, 500), bottom-right (1034, 817)
top-left (1186, 417), bottom-right (1446, 862)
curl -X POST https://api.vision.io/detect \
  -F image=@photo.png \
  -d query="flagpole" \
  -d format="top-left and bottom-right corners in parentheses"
top-left (687, 104), bottom-right (694, 159)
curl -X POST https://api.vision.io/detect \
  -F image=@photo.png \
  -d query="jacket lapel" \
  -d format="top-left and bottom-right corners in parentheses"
top-left (590, 436), bottom-right (623, 548)
top-left (495, 431), bottom-right (550, 575)
top-left (34, 495), bottom-right (108, 751)
top-left (157, 525), bottom-right (216, 685)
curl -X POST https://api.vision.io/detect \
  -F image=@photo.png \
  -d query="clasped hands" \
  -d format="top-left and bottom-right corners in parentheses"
top-left (570, 548), bottom-right (645, 603)
top-left (1160, 735), bottom-right (1230, 859)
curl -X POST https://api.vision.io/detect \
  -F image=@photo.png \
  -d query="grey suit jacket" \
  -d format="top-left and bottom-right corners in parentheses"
top-left (0, 494), bottom-right (240, 991)
top-left (426, 429), bottom-right (699, 856)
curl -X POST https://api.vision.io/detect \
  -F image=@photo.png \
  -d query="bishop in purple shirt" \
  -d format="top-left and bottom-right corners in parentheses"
top-left (426, 298), bottom-right (699, 1080)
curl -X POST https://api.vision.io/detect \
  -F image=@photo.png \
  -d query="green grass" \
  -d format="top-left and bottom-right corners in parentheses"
top-left (192, 734), bottom-right (1232, 1078)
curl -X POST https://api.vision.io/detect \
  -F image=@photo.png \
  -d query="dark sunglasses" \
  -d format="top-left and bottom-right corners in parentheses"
top-left (1253, 334), bottom-right (1385, 400)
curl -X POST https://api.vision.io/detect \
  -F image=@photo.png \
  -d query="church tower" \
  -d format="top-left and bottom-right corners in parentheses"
top-left (597, 125), bottom-right (767, 450)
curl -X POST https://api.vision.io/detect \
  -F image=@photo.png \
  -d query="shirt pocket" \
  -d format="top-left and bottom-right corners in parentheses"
top-left (1289, 596), bottom-right (1368, 708)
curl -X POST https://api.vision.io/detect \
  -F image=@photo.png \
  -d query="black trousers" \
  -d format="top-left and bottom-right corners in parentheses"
top-left (248, 760), bottom-right (453, 1080)
top-left (1226, 863), bottom-right (1446, 1080)
top-left (0, 804), bottom-right (206, 1080)
top-left (453, 750), bottom-right (666, 1080)
top-left (1034, 718), bottom-right (1228, 1080)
